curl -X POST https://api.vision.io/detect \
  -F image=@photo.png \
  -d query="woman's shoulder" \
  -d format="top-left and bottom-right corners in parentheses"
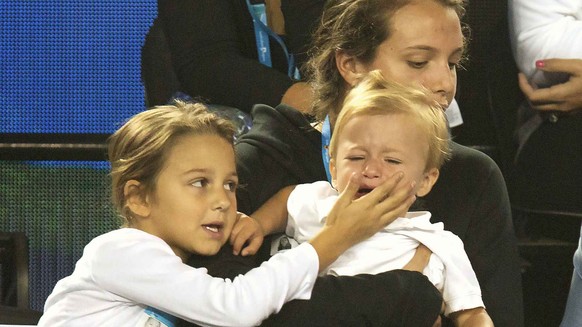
top-left (248, 103), bottom-right (317, 130)
top-left (434, 142), bottom-right (508, 209)
top-left (236, 103), bottom-right (322, 168)
top-left (447, 142), bottom-right (501, 175)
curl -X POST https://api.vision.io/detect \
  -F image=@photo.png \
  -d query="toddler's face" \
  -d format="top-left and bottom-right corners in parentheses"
top-left (331, 113), bottom-right (436, 205)
top-left (145, 133), bottom-right (238, 260)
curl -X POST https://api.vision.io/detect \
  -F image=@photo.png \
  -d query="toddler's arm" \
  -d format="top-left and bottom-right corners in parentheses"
top-left (402, 243), bottom-right (432, 273)
top-left (230, 185), bottom-right (296, 255)
top-left (450, 307), bottom-right (493, 327)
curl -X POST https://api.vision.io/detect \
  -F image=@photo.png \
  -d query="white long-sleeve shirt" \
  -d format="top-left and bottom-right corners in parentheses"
top-left (38, 228), bottom-right (318, 327)
top-left (508, 0), bottom-right (582, 86)
top-left (286, 181), bottom-right (483, 316)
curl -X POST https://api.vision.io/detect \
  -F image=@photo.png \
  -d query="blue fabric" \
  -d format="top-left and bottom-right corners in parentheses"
top-left (245, 0), bottom-right (298, 78)
top-left (321, 116), bottom-right (332, 183)
top-left (145, 306), bottom-right (177, 327)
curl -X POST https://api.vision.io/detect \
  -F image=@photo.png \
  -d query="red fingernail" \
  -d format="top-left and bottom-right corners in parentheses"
top-left (536, 60), bottom-right (544, 68)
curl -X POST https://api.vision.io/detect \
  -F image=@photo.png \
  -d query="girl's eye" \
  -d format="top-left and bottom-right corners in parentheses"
top-left (448, 62), bottom-right (459, 70)
top-left (347, 156), bottom-right (364, 161)
top-left (223, 181), bottom-right (237, 192)
top-left (408, 61), bottom-right (427, 69)
top-left (191, 179), bottom-right (208, 188)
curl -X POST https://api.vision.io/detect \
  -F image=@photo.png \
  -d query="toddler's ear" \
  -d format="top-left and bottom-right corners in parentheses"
top-left (329, 158), bottom-right (338, 189)
top-left (124, 180), bottom-right (151, 218)
top-left (416, 168), bottom-right (439, 197)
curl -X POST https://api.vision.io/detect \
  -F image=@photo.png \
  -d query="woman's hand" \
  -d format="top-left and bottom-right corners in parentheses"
top-left (518, 58), bottom-right (582, 112)
top-left (230, 212), bottom-right (265, 256)
top-left (310, 172), bottom-right (416, 271)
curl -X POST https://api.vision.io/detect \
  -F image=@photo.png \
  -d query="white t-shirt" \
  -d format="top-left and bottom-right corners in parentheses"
top-left (285, 181), bottom-right (484, 315)
top-left (38, 228), bottom-right (318, 327)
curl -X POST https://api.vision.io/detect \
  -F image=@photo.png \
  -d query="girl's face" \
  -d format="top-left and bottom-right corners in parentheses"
top-left (347, 1), bottom-right (464, 109)
top-left (131, 134), bottom-right (238, 261)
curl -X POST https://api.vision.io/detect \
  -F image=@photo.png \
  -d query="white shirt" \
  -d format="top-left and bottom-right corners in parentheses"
top-left (509, 0), bottom-right (582, 86)
top-left (286, 181), bottom-right (484, 316)
top-left (38, 228), bottom-right (318, 327)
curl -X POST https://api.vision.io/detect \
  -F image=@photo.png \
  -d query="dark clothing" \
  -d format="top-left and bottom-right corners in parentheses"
top-left (157, 0), bottom-right (293, 113)
top-left (181, 241), bottom-right (442, 327)
top-left (236, 104), bottom-right (524, 327)
top-left (280, 0), bottom-right (326, 75)
top-left (262, 270), bottom-right (442, 327)
top-left (510, 109), bottom-right (582, 213)
top-left (158, 3), bottom-right (443, 325)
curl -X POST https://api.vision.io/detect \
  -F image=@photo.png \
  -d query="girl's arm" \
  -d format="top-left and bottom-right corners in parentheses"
top-left (94, 172), bottom-right (414, 326)
top-left (91, 229), bottom-right (319, 327)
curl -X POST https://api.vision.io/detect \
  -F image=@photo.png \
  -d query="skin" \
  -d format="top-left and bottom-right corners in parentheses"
top-left (336, 0), bottom-right (464, 122)
top-left (518, 58), bottom-right (582, 112)
top-left (330, 113), bottom-right (493, 326)
top-left (124, 133), bottom-right (417, 272)
top-left (330, 113), bottom-right (439, 207)
top-left (125, 134), bottom-right (239, 261)
top-left (233, 0), bottom-right (464, 257)
top-left (232, 2), bottom-right (492, 325)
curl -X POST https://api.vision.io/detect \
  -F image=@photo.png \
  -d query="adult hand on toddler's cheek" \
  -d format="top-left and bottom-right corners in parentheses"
top-left (518, 58), bottom-right (582, 112)
top-left (230, 212), bottom-right (265, 256)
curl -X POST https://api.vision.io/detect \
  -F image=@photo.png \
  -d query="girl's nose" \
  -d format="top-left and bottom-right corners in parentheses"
top-left (211, 188), bottom-right (231, 211)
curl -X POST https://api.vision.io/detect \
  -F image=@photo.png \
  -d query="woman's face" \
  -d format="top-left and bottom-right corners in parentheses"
top-left (356, 1), bottom-right (464, 109)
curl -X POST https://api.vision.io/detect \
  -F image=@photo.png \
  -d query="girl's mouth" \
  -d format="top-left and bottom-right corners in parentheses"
top-left (202, 224), bottom-right (222, 233)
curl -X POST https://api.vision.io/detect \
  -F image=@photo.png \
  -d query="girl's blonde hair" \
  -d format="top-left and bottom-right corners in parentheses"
top-left (108, 101), bottom-right (235, 225)
top-left (306, 0), bottom-right (468, 122)
top-left (329, 70), bottom-right (451, 171)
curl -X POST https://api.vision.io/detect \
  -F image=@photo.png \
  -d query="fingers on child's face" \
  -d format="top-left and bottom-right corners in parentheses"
top-left (333, 114), bottom-right (430, 198)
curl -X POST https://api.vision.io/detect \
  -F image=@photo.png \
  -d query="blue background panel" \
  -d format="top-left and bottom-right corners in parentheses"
top-left (0, 1), bottom-right (157, 133)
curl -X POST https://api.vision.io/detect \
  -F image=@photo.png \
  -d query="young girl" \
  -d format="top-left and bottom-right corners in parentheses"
top-left (38, 101), bottom-right (418, 326)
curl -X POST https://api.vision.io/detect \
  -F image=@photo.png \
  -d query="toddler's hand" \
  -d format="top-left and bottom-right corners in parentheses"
top-left (230, 212), bottom-right (265, 256)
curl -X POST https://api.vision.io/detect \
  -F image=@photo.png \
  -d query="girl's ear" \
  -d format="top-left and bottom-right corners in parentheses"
top-left (416, 168), bottom-right (440, 197)
top-left (335, 50), bottom-right (365, 87)
top-left (124, 180), bottom-right (151, 218)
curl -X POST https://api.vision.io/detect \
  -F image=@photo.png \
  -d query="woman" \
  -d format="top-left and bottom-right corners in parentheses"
top-left (235, 0), bottom-right (523, 326)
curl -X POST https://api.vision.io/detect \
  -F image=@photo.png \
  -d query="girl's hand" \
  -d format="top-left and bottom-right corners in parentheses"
top-left (310, 172), bottom-right (416, 271)
top-left (326, 171), bottom-right (416, 242)
top-left (230, 212), bottom-right (265, 256)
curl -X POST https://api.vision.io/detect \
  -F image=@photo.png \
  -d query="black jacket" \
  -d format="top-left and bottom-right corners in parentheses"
top-left (158, 0), bottom-right (293, 113)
